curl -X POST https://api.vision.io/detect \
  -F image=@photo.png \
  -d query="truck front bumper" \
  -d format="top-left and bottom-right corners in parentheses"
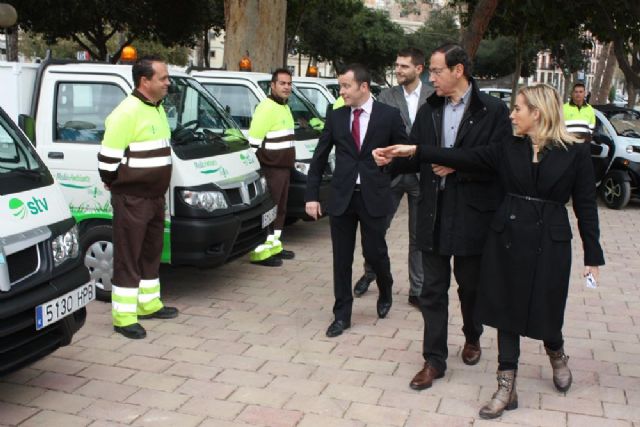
top-left (0, 261), bottom-right (89, 376)
top-left (171, 197), bottom-right (275, 268)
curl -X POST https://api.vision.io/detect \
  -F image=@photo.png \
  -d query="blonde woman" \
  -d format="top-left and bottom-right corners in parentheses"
top-left (375, 84), bottom-right (604, 419)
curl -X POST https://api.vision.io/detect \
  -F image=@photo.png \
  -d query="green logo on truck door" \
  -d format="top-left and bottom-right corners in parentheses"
top-left (9, 197), bottom-right (49, 219)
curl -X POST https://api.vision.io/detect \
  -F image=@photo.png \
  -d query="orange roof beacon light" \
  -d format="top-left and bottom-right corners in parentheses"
top-left (239, 51), bottom-right (252, 72)
top-left (120, 45), bottom-right (138, 63)
top-left (306, 65), bottom-right (318, 77)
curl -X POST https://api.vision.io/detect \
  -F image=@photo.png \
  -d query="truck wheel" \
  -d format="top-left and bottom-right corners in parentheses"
top-left (80, 225), bottom-right (114, 302)
top-left (600, 170), bottom-right (631, 209)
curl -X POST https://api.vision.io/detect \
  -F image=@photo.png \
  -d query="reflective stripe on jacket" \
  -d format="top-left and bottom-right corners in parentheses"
top-left (98, 95), bottom-right (172, 197)
top-left (248, 97), bottom-right (295, 168)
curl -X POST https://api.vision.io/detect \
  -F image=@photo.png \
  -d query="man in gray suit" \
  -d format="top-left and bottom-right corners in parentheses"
top-left (354, 48), bottom-right (433, 307)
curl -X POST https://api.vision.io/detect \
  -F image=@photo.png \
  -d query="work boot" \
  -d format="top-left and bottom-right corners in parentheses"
top-left (114, 323), bottom-right (147, 339)
top-left (545, 346), bottom-right (572, 392)
top-left (479, 370), bottom-right (518, 419)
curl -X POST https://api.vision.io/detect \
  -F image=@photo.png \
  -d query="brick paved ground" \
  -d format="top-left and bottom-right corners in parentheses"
top-left (1, 199), bottom-right (639, 426)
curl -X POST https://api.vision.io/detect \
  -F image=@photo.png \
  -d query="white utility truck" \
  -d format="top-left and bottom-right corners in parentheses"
top-left (0, 105), bottom-right (92, 375)
top-left (188, 69), bottom-right (333, 222)
top-left (0, 60), bottom-right (276, 301)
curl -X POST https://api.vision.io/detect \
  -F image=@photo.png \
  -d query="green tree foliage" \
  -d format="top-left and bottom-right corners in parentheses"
top-left (474, 36), bottom-right (540, 78)
top-left (582, 0), bottom-right (640, 89)
top-left (7, 0), bottom-right (223, 62)
top-left (406, 7), bottom-right (460, 58)
top-left (288, 0), bottom-right (405, 81)
top-left (19, 31), bottom-right (190, 65)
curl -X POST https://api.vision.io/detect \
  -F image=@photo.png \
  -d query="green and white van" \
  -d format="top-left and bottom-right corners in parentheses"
top-left (0, 60), bottom-right (276, 301)
top-left (0, 105), bottom-right (92, 375)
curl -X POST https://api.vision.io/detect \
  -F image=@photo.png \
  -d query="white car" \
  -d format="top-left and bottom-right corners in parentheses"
top-left (479, 87), bottom-right (512, 104)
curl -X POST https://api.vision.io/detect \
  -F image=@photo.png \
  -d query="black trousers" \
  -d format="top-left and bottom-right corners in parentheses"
top-left (498, 329), bottom-right (564, 370)
top-left (362, 173), bottom-right (423, 296)
top-left (419, 252), bottom-right (483, 373)
top-left (330, 191), bottom-right (393, 322)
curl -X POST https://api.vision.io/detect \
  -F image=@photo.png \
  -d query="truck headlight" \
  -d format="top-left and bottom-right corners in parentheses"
top-left (295, 161), bottom-right (310, 175)
top-left (260, 175), bottom-right (268, 193)
top-left (52, 225), bottom-right (79, 266)
top-left (181, 190), bottom-right (228, 212)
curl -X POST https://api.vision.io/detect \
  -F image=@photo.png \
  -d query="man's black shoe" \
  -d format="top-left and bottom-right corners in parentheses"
top-left (276, 249), bottom-right (295, 260)
top-left (353, 275), bottom-right (375, 297)
top-left (138, 306), bottom-right (179, 320)
top-left (251, 257), bottom-right (283, 267)
top-left (114, 323), bottom-right (146, 339)
top-left (408, 295), bottom-right (420, 308)
top-left (326, 319), bottom-right (351, 337)
top-left (377, 298), bottom-right (392, 318)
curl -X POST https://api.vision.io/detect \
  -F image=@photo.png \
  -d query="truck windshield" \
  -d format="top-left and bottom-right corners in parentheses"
top-left (0, 111), bottom-right (52, 195)
top-left (258, 81), bottom-right (323, 139)
top-left (165, 77), bottom-right (250, 160)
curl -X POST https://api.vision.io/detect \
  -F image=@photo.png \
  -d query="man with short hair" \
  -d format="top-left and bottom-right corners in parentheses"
top-left (98, 56), bottom-right (179, 339)
top-left (563, 82), bottom-right (596, 140)
top-left (387, 43), bottom-right (512, 389)
top-left (248, 68), bottom-right (296, 267)
top-left (353, 47), bottom-right (432, 308)
top-left (305, 64), bottom-right (408, 337)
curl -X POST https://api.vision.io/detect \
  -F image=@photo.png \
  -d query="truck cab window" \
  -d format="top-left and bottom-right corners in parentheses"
top-left (55, 83), bottom-right (126, 143)
top-left (202, 84), bottom-right (259, 130)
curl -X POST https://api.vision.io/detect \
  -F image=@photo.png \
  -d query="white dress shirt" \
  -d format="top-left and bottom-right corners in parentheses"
top-left (403, 81), bottom-right (422, 125)
top-left (350, 94), bottom-right (373, 184)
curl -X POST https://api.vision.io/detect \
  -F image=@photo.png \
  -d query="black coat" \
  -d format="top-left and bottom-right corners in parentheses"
top-left (306, 101), bottom-right (408, 217)
top-left (418, 137), bottom-right (605, 339)
top-left (393, 82), bottom-right (513, 255)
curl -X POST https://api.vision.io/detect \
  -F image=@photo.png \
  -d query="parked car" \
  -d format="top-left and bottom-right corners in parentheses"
top-left (479, 87), bottom-right (512, 104)
top-left (591, 105), bottom-right (640, 209)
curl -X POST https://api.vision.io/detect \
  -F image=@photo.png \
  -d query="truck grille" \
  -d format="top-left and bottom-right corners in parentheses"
top-left (8, 245), bottom-right (40, 284)
top-left (223, 176), bottom-right (263, 207)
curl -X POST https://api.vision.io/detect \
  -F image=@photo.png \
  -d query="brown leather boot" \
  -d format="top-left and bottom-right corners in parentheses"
top-left (545, 346), bottom-right (572, 392)
top-left (479, 370), bottom-right (518, 419)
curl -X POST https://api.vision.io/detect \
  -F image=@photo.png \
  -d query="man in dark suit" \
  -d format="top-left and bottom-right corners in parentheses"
top-left (381, 44), bottom-right (512, 389)
top-left (305, 64), bottom-right (408, 338)
top-left (354, 48), bottom-right (433, 309)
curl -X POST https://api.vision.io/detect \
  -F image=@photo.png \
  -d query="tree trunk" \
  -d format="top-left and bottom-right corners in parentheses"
top-left (224, 0), bottom-right (287, 72)
top-left (510, 35), bottom-right (523, 111)
top-left (5, 24), bottom-right (18, 61)
top-left (591, 42), bottom-right (611, 104)
top-left (597, 46), bottom-right (617, 105)
top-left (627, 83), bottom-right (636, 108)
top-left (562, 71), bottom-right (573, 102)
top-left (459, 0), bottom-right (499, 60)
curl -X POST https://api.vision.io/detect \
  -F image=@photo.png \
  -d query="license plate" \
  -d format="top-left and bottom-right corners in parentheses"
top-left (261, 205), bottom-right (277, 228)
top-left (35, 281), bottom-right (95, 330)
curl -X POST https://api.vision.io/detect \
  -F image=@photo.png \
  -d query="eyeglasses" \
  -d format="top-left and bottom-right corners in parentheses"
top-left (428, 67), bottom-right (451, 76)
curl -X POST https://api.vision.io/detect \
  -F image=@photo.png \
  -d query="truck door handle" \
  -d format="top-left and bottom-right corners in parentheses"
top-left (48, 152), bottom-right (64, 159)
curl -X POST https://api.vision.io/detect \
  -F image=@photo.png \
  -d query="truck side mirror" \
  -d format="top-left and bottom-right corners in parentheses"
top-left (18, 114), bottom-right (36, 145)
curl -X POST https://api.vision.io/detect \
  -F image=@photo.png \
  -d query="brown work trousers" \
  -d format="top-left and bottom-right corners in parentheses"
top-left (111, 193), bottom-right (165, 288)
top-left (263, 167), bottom-right (290, 230)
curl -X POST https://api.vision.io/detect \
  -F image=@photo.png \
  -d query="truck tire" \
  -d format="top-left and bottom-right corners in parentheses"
top-left (80, 224), bottom-right (114, 302)
top-left (599, 170), bottom-right (631, 209)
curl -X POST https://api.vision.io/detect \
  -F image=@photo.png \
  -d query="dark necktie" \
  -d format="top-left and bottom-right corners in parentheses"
top-left (351, 108), bottom-right (363, 151)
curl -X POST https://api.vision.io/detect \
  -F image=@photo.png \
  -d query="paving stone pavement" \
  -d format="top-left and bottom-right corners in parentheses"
top-left (1, 199), bottom-right (639, 427)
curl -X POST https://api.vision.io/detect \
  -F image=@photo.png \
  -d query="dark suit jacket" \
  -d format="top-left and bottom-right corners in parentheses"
top-left (306, 100), bottom-right (408, 217)
top-left (389, 80), bottom-right (512, 255)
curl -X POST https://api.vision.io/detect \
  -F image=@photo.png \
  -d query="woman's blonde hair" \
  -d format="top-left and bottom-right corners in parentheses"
top-left (516, 84), bottom-right (581, 148)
